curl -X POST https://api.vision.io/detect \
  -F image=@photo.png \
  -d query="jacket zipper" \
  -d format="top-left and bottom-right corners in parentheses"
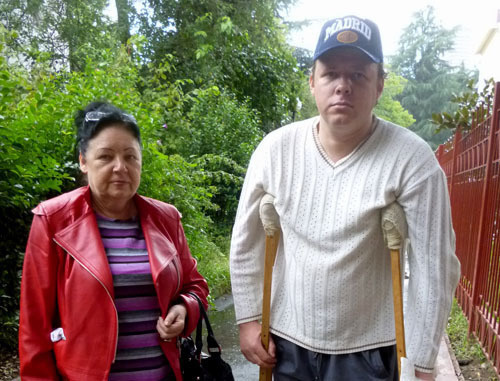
top-left (54, 239), bottom-right (119, 363)
top-left (173, 259), bottom-right (181, 296)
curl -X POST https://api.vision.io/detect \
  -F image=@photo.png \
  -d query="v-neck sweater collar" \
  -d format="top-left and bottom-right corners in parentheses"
top-left (311, 116), bottom-right (380, 168)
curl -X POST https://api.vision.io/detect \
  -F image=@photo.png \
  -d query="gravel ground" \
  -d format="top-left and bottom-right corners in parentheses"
top-left (0, 350), bottom-right (18, 381)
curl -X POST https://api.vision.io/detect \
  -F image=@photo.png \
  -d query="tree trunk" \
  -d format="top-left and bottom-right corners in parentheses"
top-left (115, 0), bottom-right (131, 46)
top-left (64, 0), bottom-right (78, 72)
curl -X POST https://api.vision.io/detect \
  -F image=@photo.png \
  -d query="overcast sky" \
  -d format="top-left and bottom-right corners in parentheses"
top-left (285, 0), bottom-right (500, 61)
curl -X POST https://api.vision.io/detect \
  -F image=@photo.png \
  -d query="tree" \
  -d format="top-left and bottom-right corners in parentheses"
top-left (1, 0), bottom-right (118, 71)
top-left (115, 0), bottom-right (133, 45)
top-left (136, 0), bottom-right (302, 132)
top-left (375, 71), bottom-right (415, 127)
top-left (390, 6), bottom-right (477, 148)
top-left (292, 46), bottom-right (313, 74)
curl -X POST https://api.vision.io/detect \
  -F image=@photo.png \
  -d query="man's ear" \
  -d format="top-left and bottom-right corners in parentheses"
top-left (377, 77), bottom-right (385, 99)
top-left (309, 74), bottom-right (315, 96)
top-left (79, 153), bottom-right (88, 174)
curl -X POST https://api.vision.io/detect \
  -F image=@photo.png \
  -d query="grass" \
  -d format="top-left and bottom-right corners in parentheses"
top-left (447, 299), bottom-right (486, 363)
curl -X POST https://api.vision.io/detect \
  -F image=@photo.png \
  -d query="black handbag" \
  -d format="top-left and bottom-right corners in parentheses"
top-left (180, 293), bottom-right (234, 381)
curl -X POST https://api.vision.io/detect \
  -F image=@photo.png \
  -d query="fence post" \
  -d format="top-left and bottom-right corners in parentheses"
top-left (468, 82), bottom-right (500, 334)
top-left (437, 144), bottom-right (443, 161)
top-left (448, 129), bottom-right (461, 203)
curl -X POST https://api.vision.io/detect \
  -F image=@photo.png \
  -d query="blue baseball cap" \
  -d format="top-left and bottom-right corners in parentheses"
top-left (313, 16), bottom-right (383, 63)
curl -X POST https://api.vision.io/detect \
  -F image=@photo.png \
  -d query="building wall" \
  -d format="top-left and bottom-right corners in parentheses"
top-left (476, 28), bottom-right (500, 83)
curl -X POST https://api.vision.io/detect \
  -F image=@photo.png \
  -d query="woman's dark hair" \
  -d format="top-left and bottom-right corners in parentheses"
top-left (75, 101), bottom-right (141, 156)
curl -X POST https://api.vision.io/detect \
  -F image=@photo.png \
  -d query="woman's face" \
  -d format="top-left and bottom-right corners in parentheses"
top-left (79, 124), bottom-right (142, 207)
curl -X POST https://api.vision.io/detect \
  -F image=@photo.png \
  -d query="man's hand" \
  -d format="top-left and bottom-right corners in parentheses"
top-left (415, 370), bottom-right (434, 380)
top-left (239, 320), bottom-right (277, 368)
top-left (156, 304), bottom-right (187, 341)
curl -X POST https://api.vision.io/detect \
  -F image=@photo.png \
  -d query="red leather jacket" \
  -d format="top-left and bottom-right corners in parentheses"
top-left (19, 186), bottom-right (209, 380)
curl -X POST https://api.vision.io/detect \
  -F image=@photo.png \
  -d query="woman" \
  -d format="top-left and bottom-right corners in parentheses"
top-left (19, 101), bottom-right (209, 380)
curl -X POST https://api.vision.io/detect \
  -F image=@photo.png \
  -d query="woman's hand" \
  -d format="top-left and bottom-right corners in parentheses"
top-left (156, 304), bottom-right (187, 342)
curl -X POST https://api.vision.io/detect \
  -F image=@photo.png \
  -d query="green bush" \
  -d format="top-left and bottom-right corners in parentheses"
top-left (185, 87), bottom-right (263, 166)
top-left (193, 154), bottom-right (246, 235)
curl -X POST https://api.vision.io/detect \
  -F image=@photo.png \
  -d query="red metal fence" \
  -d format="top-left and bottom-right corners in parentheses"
top-left (436, 82), bottom-right (500, 373)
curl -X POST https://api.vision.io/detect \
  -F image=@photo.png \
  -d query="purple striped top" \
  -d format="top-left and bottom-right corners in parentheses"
top-left (96, 215), bottom-right (174, 380)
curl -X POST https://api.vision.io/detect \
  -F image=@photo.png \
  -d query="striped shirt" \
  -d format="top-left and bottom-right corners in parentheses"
top-left (97, 214), bottom-right (174, 380)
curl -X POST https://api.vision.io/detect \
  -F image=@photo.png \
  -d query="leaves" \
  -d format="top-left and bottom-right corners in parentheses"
top-left (389, 5), bottom-right (478, 148)
top-left (138, 0), bottom-right (304, 132)
top-left (432, 78), bottom-right (496, 133)
top-left (374, 72), bottom-right (416, 127)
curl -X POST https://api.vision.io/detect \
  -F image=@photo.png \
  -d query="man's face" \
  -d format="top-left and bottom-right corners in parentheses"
top-left (310, 47), bottom-right (384, 132)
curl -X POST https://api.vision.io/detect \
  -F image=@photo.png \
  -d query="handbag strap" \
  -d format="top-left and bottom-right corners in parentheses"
top-left (188, 292), bottom-right (223, 357)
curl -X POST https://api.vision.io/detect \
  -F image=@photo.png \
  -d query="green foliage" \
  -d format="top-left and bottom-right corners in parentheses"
top-left (139, 151), bottom-right (216, 247)
top-left (375, 71), bottom-right (415, 127)
top-left (294, 78), bottom-right (317, 121)
top-left (1, 0), bottom-right (117, 71)
top-left (389, 6), bottom-right (478, 149)
top-left (292, 46), bottom-right (313, 74)
top-left (137, 0), bottom-right (303, 132)
top-left (0, 27), bottom-right (76, 210)
top-left (193, 154), bottom-right (246, 235)
top-left (195, 244), bottom-right (232, 297)
top-left (175, 87), bottom-right (261, 232)
top-left (144, 71), bottom-right (262, 237)
top-left (184, 88), bottom-right (263, 165)
top-left (432, 78), bottom-right (496, 132)
top-left (288, 46), bottom-right (317, 122)
top-left (447, 299), bottom-right (486, 362)
top-left (188, 11), bottom-right (303, 132)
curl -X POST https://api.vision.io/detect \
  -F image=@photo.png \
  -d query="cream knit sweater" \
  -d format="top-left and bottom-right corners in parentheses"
top-left (229, 116), bottom-right (460, 372)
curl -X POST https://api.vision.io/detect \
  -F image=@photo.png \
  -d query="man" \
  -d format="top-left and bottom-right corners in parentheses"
top-left (230, 15), bottom-right (460, 380)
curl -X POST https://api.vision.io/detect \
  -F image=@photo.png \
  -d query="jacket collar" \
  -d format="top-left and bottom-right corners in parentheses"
top-left (55, 213), bottom-right (115, 297)
top-left (134, 195), bottom-right (178, 285)
top-left (52, 187), bottom-right (178, 299)
top-left (53, 187), bottom-right (115, 298)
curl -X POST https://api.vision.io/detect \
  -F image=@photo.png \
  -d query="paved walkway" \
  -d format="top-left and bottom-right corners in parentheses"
top-left (435, 334), bottom-right (462, 380)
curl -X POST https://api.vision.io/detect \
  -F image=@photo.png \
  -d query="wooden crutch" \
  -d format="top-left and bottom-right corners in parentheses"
top-left (259, 194), bottom-right (281, 381)
top-left (381, 202), bottom-right (408, 378)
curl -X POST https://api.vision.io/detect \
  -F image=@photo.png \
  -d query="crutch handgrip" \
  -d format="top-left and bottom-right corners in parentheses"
top-left (382, 202), bottom-right (407, 250)
top-left (381, 202), bottom-right (408, 378)
top-left (260, 193), bottom-right (280, 236)
top-left (259, 194), bottom-right (280, 381)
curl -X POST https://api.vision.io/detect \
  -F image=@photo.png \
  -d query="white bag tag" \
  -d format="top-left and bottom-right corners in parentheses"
top-left (50, 327), bottom-right (66, 342)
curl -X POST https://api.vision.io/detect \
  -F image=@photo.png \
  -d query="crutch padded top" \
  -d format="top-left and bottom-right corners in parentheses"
top-left (259, 194), bottom-right (280, 236)
top-left (381, 202), bottom-right (408, 250)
